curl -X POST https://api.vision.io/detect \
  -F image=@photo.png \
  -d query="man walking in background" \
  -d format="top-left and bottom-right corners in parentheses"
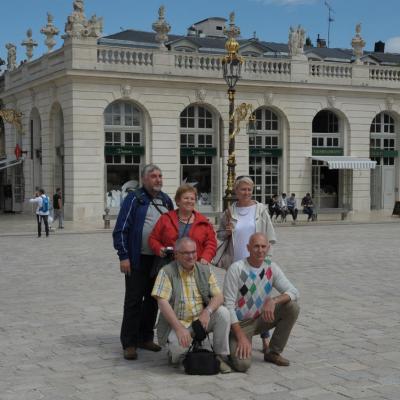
top-left (53, 188), bottom-right (64, 229)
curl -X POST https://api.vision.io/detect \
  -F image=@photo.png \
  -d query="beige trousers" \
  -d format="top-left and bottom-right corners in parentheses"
top-left (167, 305), bottom-right (230, 364)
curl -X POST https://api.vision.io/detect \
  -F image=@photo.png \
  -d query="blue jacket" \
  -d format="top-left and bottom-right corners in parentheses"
top-left (112, 188), bottom-right (173, 270)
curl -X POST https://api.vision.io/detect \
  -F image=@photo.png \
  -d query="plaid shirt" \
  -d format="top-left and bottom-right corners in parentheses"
top-left (152, 264), bottom-right (221, 328)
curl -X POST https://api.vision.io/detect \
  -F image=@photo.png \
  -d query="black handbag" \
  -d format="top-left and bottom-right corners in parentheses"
top-left (183, 320), bottom-right (220, 375)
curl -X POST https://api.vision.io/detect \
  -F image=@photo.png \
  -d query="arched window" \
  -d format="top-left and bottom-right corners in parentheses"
top-left (248, 108), bottom-right (281, 202)
top-left (104, 101), bottom-right (144, 208)
top-left (180, 105), bottom-right (216, 210)
top-left (312, 110), bottom-right (340, 147)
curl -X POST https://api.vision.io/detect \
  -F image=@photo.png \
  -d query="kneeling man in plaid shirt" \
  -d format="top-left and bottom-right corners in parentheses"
top-left (224, 232), bottom-right (300, 372)
top-left (152, 237), bottom-right (231, 373)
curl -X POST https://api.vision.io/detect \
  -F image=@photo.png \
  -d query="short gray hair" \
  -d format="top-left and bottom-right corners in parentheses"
top-left (141, 163), bottom-right (161, 178)
top-left (174, 237), bottom-right (197, 252)
top-left (234, 175), bottom-right (254, 190)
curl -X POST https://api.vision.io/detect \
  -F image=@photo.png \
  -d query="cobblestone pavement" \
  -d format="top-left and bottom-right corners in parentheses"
top-left (1, 223), bottom-right (399, 400)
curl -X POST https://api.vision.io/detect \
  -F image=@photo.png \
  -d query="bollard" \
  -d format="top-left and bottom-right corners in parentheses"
top-left (104, 207), bottom-right (111, 229)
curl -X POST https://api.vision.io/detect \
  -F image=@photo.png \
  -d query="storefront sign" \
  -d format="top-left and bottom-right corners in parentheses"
top-left (180, 147), bottom-right (217, 156)
top-left (249, 148), bottom-right (282, 157)
top-left (370, 149), bottom-right (398, 158)
top-left (312, 147), bottom-right (344, 156)
top-left (104, 146), bottom-right (145, 156)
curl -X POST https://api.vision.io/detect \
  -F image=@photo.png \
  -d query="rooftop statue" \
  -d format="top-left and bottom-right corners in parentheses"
top-left (5, 43), bottom-right (17, 71)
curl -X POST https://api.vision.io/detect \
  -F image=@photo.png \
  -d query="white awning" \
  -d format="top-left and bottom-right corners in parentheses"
top-left (0, 157), bottom-right (23, 171)
top-left (311, 156), bottom-right (376, 170)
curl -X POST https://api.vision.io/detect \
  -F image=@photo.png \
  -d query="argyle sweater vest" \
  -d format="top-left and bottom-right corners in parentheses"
top-left (235, 257), bottom-right (273, 321)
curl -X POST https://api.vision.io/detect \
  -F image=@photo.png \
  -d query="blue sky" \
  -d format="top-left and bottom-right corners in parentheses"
top-left (1, 0), bottom-right (400, 64)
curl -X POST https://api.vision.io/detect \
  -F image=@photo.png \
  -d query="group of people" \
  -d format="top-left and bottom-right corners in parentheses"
top-left (268, 192), bottom-right (316, 223)
top-left (29, 188), bottom-right (64, 237)
top-left (113, 164), bottom-right (300, 373)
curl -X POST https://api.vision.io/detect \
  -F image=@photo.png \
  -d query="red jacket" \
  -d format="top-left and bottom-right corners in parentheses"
top-left (148, 210), bottom-right (217, 263)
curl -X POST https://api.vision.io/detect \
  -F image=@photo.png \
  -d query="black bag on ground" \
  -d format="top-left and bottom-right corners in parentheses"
top-left (183, 319), bottom-right (220, 375)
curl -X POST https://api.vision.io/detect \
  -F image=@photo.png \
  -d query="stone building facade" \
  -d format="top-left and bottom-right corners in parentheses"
top-left (0, 1), bottom-right (399, 221)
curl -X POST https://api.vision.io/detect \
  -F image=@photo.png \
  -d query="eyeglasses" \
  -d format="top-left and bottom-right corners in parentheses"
top-left (177, 250), bottom-right (197, 257)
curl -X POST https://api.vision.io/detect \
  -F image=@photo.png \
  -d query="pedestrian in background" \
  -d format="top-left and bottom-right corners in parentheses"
top-left (29, 188), bottom-right (50, 237)
top-left (53, 188), bottom-right (64, 229)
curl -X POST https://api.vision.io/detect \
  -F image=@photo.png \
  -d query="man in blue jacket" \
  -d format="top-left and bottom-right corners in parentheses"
top-left (113, 164), bottom-right (174, 360)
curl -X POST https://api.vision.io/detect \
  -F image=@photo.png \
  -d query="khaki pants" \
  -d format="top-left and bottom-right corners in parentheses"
top-left (230, 301), bottom-right (300, 372)
top-left (167, 305), bottom-right (230, 364)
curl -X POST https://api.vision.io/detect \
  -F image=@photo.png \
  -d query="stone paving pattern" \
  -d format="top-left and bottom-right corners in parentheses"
top-left (0, 221), bottom-right (400, 399)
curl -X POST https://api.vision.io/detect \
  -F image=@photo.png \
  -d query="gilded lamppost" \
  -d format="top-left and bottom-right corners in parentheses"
top-left (222, 12), bottom-right (254, 209)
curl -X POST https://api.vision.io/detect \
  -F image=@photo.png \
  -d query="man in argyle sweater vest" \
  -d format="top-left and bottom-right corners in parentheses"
top-left (223, 233), bottom-right (300, 372)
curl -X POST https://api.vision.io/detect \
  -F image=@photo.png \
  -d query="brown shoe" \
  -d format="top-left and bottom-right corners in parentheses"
top-left (138, 341), bottom-right (162, 352)
top-left (123, 346), bottom-right (138, 360)
top-left (264, 352), bottom-right (290, 366)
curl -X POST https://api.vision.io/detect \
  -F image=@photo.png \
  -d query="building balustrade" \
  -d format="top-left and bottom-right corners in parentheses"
top-left (309, 62), bottom-right (352, 79)
top-left (4, 42), bottom-right (400, 90)
top-left (369, 66), bottom-right (400, 81)
top-left (97, 47), bottom-right (153, 66)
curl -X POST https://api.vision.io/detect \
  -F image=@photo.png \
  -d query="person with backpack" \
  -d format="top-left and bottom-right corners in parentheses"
top-left (29, 188), bottom-right (50, 237)
top-left (113, 164), bottom-right (174, 361)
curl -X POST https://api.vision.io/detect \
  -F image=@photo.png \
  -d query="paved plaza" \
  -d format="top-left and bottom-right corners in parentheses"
top-left (0, 221), bottom-right (400, 400)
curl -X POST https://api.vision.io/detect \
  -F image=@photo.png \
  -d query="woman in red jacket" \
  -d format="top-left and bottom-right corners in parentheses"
top-left (149, 184), bottom-right (217, 264)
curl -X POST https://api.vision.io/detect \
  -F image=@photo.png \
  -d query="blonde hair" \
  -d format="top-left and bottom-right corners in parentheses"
top-left (234, 176), bottom-right (254, 190)
top-left (174, 184), bottom-right (198, 203)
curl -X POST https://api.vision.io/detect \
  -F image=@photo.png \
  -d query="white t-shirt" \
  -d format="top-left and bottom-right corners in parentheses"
top-left (233, 204), bottom-right (256, 262)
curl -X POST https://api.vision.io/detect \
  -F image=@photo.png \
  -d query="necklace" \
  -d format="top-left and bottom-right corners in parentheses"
top-left (178, 212), bottom-right (192, 223)
top-left (236, 206), bottom-right (252, 216)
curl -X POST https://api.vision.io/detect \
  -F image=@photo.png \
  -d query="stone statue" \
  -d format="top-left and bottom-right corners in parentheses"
top-left (5, 43), bottom-right (17, 71)
top-left (21, 28), bottom-right (38, 60)
top-left (41, 13), bottom-right (60, 52)
top-left (351, 23), bottom-right (365, 64)
top-left (152, 5), bottom-right (171, 49)
top-left (288, 25), bottom-right (306, 57)
top-left (88, 14), bottom-right (103, 37)
top-left (63, 0), bottom-right (102, 39)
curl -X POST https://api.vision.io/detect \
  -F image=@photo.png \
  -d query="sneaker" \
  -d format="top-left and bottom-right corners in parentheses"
top-left (123, 346), bottom-right (138, 360)
top-left (264, 351), bottom-right (290, 366)
top-left (138, 341), bottom-right (162, 352)
top-left (216, 356), bottom-right (232, 374)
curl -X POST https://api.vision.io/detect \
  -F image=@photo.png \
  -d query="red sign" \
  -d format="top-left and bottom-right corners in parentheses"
top-left (14, 144), bottom-right (22, 160)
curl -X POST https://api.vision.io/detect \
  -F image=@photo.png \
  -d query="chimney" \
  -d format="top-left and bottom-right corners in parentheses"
top-left (316, 34), bottom-right (327, 48)
top-left (374, 41), bottom-right (385, 53)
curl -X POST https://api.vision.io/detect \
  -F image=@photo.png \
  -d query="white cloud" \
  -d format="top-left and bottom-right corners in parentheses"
top-left (385, 37), bottom-right (400, 54)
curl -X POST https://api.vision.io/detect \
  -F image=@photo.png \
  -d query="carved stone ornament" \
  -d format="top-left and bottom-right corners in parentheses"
top-left (0, 109), bottom-right (23, 132)
top-left (264, 92), bottom-right (274, 106)
top-left (288, 25), bottom-right (306, 58)
top-left (351, 23), bottom-right (365, 65)
top-left (121, 84), bottom-right (133, 98)
top-left (62, 0), bottom-right (103, 40)
top-left (327, 95), bottom-right (336, 108)
top-left (21, 28), bottom-right (38, 60)
top-left (195, 88), bottom-right (207, 103)
top-left (5, 43), bottom-right (17, 71)
top-left (41, 13), bottom-right (60, 52)
top-left (386, 96), bottom-right (394, 111)
top-left (152, 5), bottom-right (171, 50)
